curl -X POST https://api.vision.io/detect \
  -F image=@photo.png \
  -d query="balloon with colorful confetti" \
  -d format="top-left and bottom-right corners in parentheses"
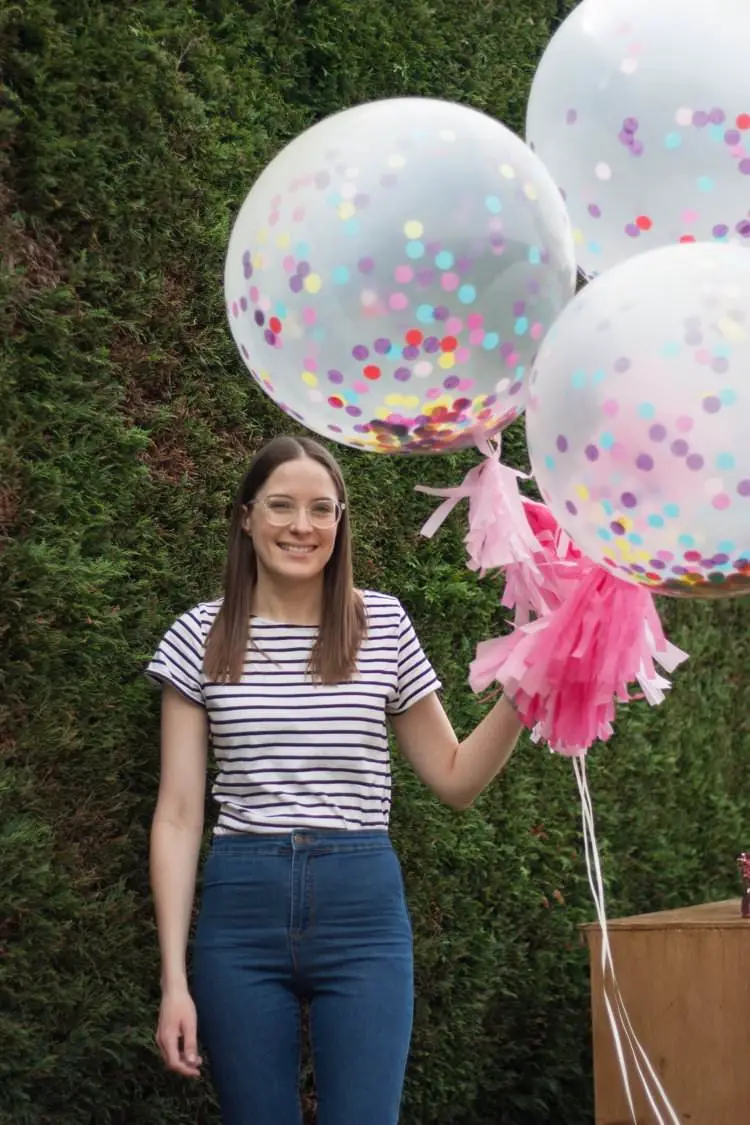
top-left (526, 241), bottom-right (750, 599)
top-left (225, 97), bottom-right (576, 453)
top-left (526, 0), bottom-right (750, 278)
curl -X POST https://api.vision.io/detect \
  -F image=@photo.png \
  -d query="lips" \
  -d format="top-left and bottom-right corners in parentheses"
top-left (277, 543), bottom-right (316, 554)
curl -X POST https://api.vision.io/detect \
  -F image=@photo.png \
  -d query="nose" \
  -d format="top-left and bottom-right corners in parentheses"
top-left (289, 506), bottom-right (314, 532)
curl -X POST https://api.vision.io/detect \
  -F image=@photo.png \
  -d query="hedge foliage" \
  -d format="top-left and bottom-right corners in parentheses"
top-left (2, 2), bottom-right (749, 1123)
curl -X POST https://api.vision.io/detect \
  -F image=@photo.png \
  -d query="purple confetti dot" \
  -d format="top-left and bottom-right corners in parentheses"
top-left (513, 300), bottom-right (527, 316)
top-left (490, 234), bottom-right (506, 249)
top-left (500, 342), bottom-right (514, 359)
top-left (713, 223), bottom-right (729, 238)
top-left (671, 439), bottom-right (689, 457)
top-left (380, 174), bottom-right (398, 188)
top-left (556, 434), bottom-right (568, 452)
top-left (296, 261), bottom-right (311, 278)
top-left (354, 424), bottom-right (369, 433)
top-left (402, 345), bottom-right (420, 360)
top-left (289, 275), bottom-right (303, 293)
top-left (624, 116), bottom-right (639, 132)
top-left (693, 110), bottom-right (709, 128)
top-left (648, 559), bottom-right (666, 570)
top-left (456, 257), bottom-right (473, 275)
top-left (434, 306), bottom-right (449, 321)
top-left (619, 130), bottom-right (635, 147)
top-left (737, 480), bottom-right (750, 497)
top-left (686, 453), bottom-right (704, 470)
top-left (416, 269), bottom-right (435, 286)
top-left (649, 424), bottom-right (667, 442)
top-left (444, 375), bottom-right (460, 389)
top-left (328, 369), bottom-right (344, 384)
top-left (703, 396), bottom-right (721, 413)
top-left (240, 344), bottom-right (248, 358)
top-left (710, 107), bottom-right (726, 125)
top-left (713, 553), bottom-right (730, 565)
top-left (610, 521), bottom-right (626, 536)
top-left (374, 338), bottom-right (391, 354)
top-left (239, 296), bottom-right (248, 313)
top-left (424, 336), bottom-right (440, 353)
top-left (621, 492), bottom-right (637, 508)
top-left (263, 329), bottom-right (276, 346)
top-left (354, 193), bottom-right (370, 208)
top-left (684, 330), bottom-right (703, 346)
top-left (345, 405), bottom-right (362, 417)
top-left (242, 253), bottom-right (253, 280)
top-left (508, 381), bottom-right (523, 396)
top-left (636, 453), bottom-right (654, 471)
top-left (585, 444), bottom-right (599, 462)
top-left (254, 310), bottom-right (265, 326)
top-left (352, 344), bottom-right (369, 360)
top-left (484, 394), bottom-right (498, 407)
top-left (565, 500), bottom-right (578, 515)
top-left (725, 129), bottom-right (741, 146)
top-left (711, 357), bottom-right (729, 373)
top-left (740, 159), bottom-right (750, 176)
top-left (614, 357), bottom-right (631, 373)
top-left (625, 223), bottom-right (640, 238)
top-left (630, 140), bottom-right (644, 157)
top-left (589, 203), bottom-right (602, 218)
top-left (394, 367), bottom-right (411, 382)
top-left (672, 565), bottom-right (688, 576)
top-left (566, 108), bottom-right (578, 124)
top-left (736, 219), bottom-right (750, 238)
top-left (358, 257), bottom-right (375, 274)
top-left (527, 278), bottom-right (540, 295)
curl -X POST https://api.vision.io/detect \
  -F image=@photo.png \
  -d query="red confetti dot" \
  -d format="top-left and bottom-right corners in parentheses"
top-left (645, 572), bottom-right (661, 583)
top-left (737, 113), bottom-right (750, 130)
top-left (328, 396), bottom-right (344, 408)
top-left (635, 215), bottom-right (652, 231)
top-left (363, 365), bottom-right (381, 380)
top-left (683, 550), bottom-right (701, 561)
top-left (441, 335), bottom-right (458, 352)
top-left (269, 316), bottom-right (282, 333)
top-left (405, 329), bottom-right (423, 346)
top-left (453, 397), bottom-right (472, 412)
top-left (679, 235), bottom-right (696, 243)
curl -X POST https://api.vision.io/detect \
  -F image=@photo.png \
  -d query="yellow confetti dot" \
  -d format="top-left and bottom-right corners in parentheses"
top-left (303, 273), bottom-right (322, 294)
top-left (338, 201), bottom-right (356, 221)
top-left (376, 405), bottom-right (391, 420)
top-left (388, 154), bottom-right (406, 169)
top-left (276, 232), bottom-right (291, 249)
top-left (575, 483), bottom-right (589, 501)
top-left (252, 252), bottom-right (265, 269)
top-left (301, 371), bottom-right (318, 387)
top-left (438, 353), bottom-right (456, 370)
top-left (402, 395), bottom-right (420, 409)
top-left (257, 228), bottom-right (269, 245)
top-left (500, 164), bottom-right (516, 180)
top-left (718, 316), bottom-right (746, 343)
top-left (523, 183), bottom-right (539, 201)
top-left (403, 219), bottom-right (424, 239)
top-left (385, 394), bottom-right (405, 407)
top-left (573, 228), bottom-right (585, 245)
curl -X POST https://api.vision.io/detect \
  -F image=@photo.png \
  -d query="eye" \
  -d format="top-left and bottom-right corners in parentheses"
top-left (310, 499), bottom-right (337, 518)
top-left (266, 497), bottom-right (296, 514)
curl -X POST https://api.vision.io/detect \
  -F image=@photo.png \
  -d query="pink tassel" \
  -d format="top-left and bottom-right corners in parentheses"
top-left (470, 566), bottom-right (688, 755)
top-left (416, 439), bottom-right (542, 576)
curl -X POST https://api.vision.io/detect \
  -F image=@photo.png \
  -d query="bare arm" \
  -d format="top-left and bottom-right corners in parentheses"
top-left (389, 691), bottom-right (522, 810)
top-left (150, 683), bottom-right (208, 991)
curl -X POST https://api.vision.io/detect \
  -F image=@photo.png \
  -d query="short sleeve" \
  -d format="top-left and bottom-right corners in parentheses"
top-left (145, 606), bottom-right (207, 707)
top-left (386, 606), bottom-right (442, 715)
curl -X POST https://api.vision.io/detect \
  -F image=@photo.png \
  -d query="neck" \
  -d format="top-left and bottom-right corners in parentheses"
top-left (251, 573), bottom-right (324, 625)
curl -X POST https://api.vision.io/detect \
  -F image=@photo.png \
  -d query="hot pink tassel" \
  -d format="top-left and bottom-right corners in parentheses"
top-left (416, 439), bottom-right (542, 577)
top-left (470, 566), bottom-right (688, 755)
top-left (502, 499), bottom-right (583, 624)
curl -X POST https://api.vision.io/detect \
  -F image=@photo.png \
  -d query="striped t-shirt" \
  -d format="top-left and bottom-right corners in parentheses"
top-left (145, 590), bottom-right (441, 835)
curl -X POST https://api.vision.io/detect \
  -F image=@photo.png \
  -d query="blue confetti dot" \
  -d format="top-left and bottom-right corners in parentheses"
top-left (435, 250), bottom-right (454, 269)
top-left (720, 388), bottom-right (737, 405)
top-left (458, 284), bottom-right (477, 305)
top-left (326, 192), bottom-right (342, 208)
top-left (295, 242), bottom-right (310, 258)
top-left (344, 219), bottom-right (361, 237)
top-left (312, 327), bottom-right (326, 342)
top-left (599, 431), bottom-right (615, 450)
top-left (592, 369), bottom-right (606, 384)
top-left (718, 540), bottom-right (736, 553)
top-left (597, 528), bottom-right (613, 542)
top-left (416, 304), bottom-right (434, 323)
top-left (485, 195), bottom-right (502, 214)
top-left (678, 533), bottom-right (695, 548)
top-left (588, 241), bottom-right (603, 256)
top-left (528, 247), bottom-right (542, 265)
top-left (601, 500), bottom-right (614, 515)
top-left (716, 452), bottom-right (735, 470)
top-left (406, 240), bottom-right (425, 260)
top-left (638, 402), bottom-right (656, 420)
top-left (665, 132), bottom-right (682, 149)
top-left (483, 332), bottom-right (500, 350)
top-left (571, 370), bottom-right (586, 389)
top-left (332, 265), bottom-right (350, 284)
top-left (274, 301), bottom-right (288, 318)
top-left (514, 316), bottom-right (529, 335)
top-left (662, 341), bottom-right (680, 358)
top-left (697, 176), bottom-right (714, 193)
top-left (648, 514), bottom-right (665, 528)
top-left (515, 364), bottom-right (526, 379)
top-left (709, 124), bottom-right (725, 143)
top-left (628, 533), bottom-right (643, 545)
top-left (545, 455), bottom-right (555, 471)
top-left (663, 503), bottom-right (680, 518)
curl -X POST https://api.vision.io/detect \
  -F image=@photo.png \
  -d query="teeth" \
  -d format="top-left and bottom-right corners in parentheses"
top-left (279, 545), bottom-right (315, 553)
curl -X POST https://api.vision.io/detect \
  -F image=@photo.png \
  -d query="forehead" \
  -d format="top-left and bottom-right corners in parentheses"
top-left (261, 457), bottom-right (338, 497)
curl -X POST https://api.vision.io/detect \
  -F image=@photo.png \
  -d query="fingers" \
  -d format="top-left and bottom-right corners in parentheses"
top-left (157, 1023), bottom-right (203, 1079)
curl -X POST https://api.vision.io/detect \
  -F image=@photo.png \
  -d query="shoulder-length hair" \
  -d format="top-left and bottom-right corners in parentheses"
top-left (204, 434), bottom-right (366, 684)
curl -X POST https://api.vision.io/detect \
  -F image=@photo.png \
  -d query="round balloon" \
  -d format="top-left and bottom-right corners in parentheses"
top-left (225, 97), bottom-right (576, 453)
top-left (526, 0), bottom-right (750, 278)
top-left (526, 241), bottom-right (750, 598)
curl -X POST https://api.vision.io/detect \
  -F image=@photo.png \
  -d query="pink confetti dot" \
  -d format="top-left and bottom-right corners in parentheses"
top-left (293, 207), bottom-right (305, 222)
top-left (681, 209), bottom-right (699, 225)
top-left (249, 286), bottom-right (260, 302)
top-left (231, 302), bottom-right (239, 318)
top-left (456, 347), bottom-right (471, 364)
top-left (282, 255), bottom-right (296, 274)
top-left (603, 399), bottom-right (619, 416)
top-left (446, 316), bottom-right (463, 334)
top-left (353, 380), bottom-right (368, 394)
top-left (530, 322), bottom-right (544, 340)
top-left (425, 387), bottom-right (442, 400)
top-left (504, 351), bottom-right (520, 367)
top-left (676, 415), bottom-right (694, 432)
top-left (469, 329), bottom-right (485, 346)
top-left (259, 296), bottom-right (272, 312)
top-left (394, 265), bottom-right (414, 284)
top-left (302, 307), bottom-right (317, 325)
top-left (458, 377), bottom-right (475, 391)
top-left (611, 442), bottom-right (628, 461)
top-left (712, 493), bottom-right (731, 510)
top-left (467, 313), bottom-right (484, 329)
top-left (441, 272), bottom-right (460, 292)
top-left (695, 349), bottom-right (711, 365)
top-left (389, 292), bottom-right (408, 310)
top-left (303, 357), bottom-right (318, 372)
top-left (269, 212), bottom-right (280, 227)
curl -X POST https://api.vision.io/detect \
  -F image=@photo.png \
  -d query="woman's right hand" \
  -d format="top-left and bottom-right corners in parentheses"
top-left (156, 986), bottom-right (203, 1078)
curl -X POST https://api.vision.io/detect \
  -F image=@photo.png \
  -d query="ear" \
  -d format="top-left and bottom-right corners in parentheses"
top-left (240, 503), bottom-right (253, 537)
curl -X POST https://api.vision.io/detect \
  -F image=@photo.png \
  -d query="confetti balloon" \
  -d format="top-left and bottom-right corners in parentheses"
top-left (526, 0), bottom-right (750, 278)
top-left (526, 241), bottom-right (750, 599)
top-left (225, 97), bottom-right (576, 453)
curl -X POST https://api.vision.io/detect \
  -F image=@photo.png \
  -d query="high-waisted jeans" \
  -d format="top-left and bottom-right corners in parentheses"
top-left (191, 830), bottom-right (414, 1125)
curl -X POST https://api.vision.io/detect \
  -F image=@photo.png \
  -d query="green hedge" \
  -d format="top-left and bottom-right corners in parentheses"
top-left (2, 2), bottom-right (749, 1123)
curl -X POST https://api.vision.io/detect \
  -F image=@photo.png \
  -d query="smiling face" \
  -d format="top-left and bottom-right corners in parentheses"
top-left (241, 456), bottom-right (341, 587)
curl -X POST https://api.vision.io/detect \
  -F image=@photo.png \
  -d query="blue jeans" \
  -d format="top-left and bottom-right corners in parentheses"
top-left (191, 830), bottom-right (414, 1125)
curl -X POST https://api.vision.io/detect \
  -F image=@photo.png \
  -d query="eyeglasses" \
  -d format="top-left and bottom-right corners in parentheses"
top-left (250, 495), bottom-right (346, 529)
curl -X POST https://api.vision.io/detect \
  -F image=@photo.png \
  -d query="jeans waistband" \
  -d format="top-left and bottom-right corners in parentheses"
top-left (209, 829), bottom-right (391, 857)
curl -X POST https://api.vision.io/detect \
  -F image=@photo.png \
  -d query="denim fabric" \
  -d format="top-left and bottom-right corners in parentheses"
top-left (192, 830), bottom-right (414, 1125)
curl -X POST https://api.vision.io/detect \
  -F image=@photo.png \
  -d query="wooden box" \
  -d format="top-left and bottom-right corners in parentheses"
top-left (582, 899), bottom-right (750, 1125)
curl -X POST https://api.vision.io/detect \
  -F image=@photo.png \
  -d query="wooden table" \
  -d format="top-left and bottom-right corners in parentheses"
top-left (581, 899), bottom-right (749, 1125)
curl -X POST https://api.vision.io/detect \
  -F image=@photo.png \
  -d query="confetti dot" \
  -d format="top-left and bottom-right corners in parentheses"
top-left (485, 195), bottom-right (502, 214)
top-left (389, 293), bottom-right (408, 311)
top-left (620, 57), bottom-right (639, 75)
top-left (737, 114), bottom-right (750, 131)
top-left (404, 220), bottom-right (424, 239)
top-left (697, 176), bottom-right (715, 192)
top-left (301, 371), bottom-right (318, 387)
top-left (388, 154), bottom-right (406, 169)
top-left (332, 266), bottom-right (350, 284)
top-left (304, 274), bottom-right (322, 294)
top-left (406, 241), bottom-right (425, 260)
top-left (665, 132), bottom-right (682, 149)
top-left (636, 215), bottom-right (652, 231)
top-left (363, 365), bottom-right (381, 381)
top-left (500, 164), bottom-right (516, 179)
top-left (675, 107), bottom-right (693, 127)
top-left (435, 250), bottom-right (455, 270)
top-left (595, 163), bottom-right (612, 181)
top-left (458, 285), bottom-right (477, 305)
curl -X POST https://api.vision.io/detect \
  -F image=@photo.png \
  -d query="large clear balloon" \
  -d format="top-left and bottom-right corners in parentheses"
top-left (526, 0), bottom-right (750, 278)
top-left (225, 98), bottom-right (576, 453)
top-left (526, 241), bottom-right (750, 599)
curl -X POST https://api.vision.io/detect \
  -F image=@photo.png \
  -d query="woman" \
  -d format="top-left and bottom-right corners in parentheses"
top-left (147, 434), bottom-right (522, 1125)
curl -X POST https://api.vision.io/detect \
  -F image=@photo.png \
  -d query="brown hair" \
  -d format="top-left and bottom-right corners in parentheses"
top-left (204, 435), bottom-right (366, 684)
